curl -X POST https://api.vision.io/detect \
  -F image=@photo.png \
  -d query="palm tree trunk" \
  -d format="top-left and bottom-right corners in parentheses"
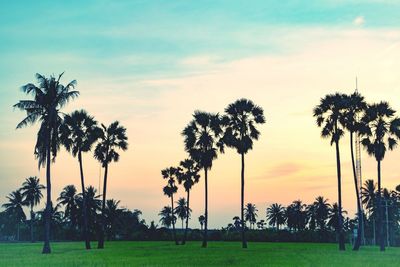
top-left (42, 135), bottom-right (52, 254)
top-left (241, 153), bottom-right (247, 248)
top-left (202, 168), bottom-right (208, 248)
top-left (78, 152), bottom-right (91, 250)
top-left (98, 163), bottom-right (108, 249)
top-left (171, 193), bottom-right (178, 245)
top-left (30, 206), bottom-right (34, 243)
top-left (350, 132), bottom-right (362, 250)
top-left (377, 160), bottom-right (385, 251)
top-left (335, 139), bottom-right (345, 251)
top-left (182, 190), bottom-right (190, 245)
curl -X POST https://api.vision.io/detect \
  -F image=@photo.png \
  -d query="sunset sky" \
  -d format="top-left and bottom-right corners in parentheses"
top-left (1, 1), bottom-right (400, 228)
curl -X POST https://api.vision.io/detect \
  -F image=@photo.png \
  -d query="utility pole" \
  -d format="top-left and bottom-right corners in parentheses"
top-left (354, 77), bottom-right (365, 244)
top-left (383, 199), bottom-right (390, 247)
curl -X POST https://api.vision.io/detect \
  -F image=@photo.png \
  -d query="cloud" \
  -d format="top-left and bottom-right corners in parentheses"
top-left (353, 16), bottom-right (365, 26)
top-left (254, 162), bottom-right (302, 181)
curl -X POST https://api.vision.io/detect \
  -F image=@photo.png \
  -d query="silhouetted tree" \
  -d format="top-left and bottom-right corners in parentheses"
top-left (175, 198), bottom-right (190, 230)
top-left (328, 203), bottom-right (347, 233)
top-left (244, 203), bottom-right (258, 229)
top-left (176, 159), bottom-right (200, 244)
top-left (94, 121), bottom-right (128, 249)
top-left (159, 206), bottom-right (175, 229)
top-left (313, 196), bottom-right (331, 231)
top-left (182, 111), bottom-right (224, 247)
top-left (198, 215), bottom-right (205, 231)
top-left (267, 203), bottom-right (286, 231)
top-left (222, 99), bottom-right (265, 248)
top-left (60, 110), bottom-right (101, 249)
top-left (286, 200), bottom-right (307, 232)
top-left (162, 167), bottom-right (179, 245)
top-left (104, 199), bottom-right (123, 240)
top-left (14, 73), bottom-right (79, 253)
top-left (360, 102), bottom-right (400, 251)
top-left (57, 185), bottom-right (78, 234)
top-left (21, 176), bottom-right (44, 242)
top-left (2, 190), bottom-right (26, 241)
top-left (313, 93), bottom-right (347, 250)
top-left (361, 179), bottom-right (377, 243)
top-left (78, 186), bottom-right (101, 237)
top-left (341, 92), bottom-right (367, 250)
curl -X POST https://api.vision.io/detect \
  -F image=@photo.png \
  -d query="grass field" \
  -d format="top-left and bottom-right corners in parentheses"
top-left (0, 241), bottom-right (399, 266)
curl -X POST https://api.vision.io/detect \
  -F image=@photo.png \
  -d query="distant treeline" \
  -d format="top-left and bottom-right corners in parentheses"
top-left (1, 180), bottom-right (399, 246)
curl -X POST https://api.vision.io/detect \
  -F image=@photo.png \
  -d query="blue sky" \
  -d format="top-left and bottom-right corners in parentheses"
top-left (1, 1), bottom-right (400, 227)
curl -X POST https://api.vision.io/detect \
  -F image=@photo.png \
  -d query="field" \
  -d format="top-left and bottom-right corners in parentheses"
top-left (0, 241), bottom-right (399, 267)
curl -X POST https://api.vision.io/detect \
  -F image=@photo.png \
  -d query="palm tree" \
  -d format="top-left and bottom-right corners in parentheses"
top-left (162, 167), bottom-right (179, 245)
top-left (198, 215), bottom-right (205, 230)
top-left (57, 185), bottom-right (78, 234)
top-left (328, 203), bottom-right (347, 233)
top-left (313, 196), bottom-right (331, 231)
top-left (341, 92), bottom-right (367, 250)
top-left (360, 102), bottom-right (400, 251)
top-left (159, 206), bottom-right (175, 229)
top-left (175, 198), bottom-right (190, 230)
top-left (233, 216), bottom-right (241, 230)
top-left (79, 186), bottom-right (101, 237)
top-left (94, 121), bottom-right (128, 249)
top-left (20, 176), bottom-right (45, 242)
top-left (313, 93), bottom-right (347, 251)
top-left (267, 203), bottom-right (286, 231)
top-left (182, 111), bottom-right (224, 248)
top-left (104, 199), bottom-right (124, 240)
top-left (222, 99), bottom-right (265, 248)
top-left (362, 179), bottom-right (377, 244)
top-left (14, 73), bottom-right (79, 253)
top-left (59, 110), bottom-right (101, 249)
top-left (244, 203), bottom-right (258, 229)
top-left (2, 190), bottom-right (26, 241)
top-left (286, 200), bottom-right (307, 232)
top-left (176, 159), bottom-right (200, 244)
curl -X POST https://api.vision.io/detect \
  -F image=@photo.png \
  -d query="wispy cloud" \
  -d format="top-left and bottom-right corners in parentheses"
top-left (353, 16), bottom-right (366, 26)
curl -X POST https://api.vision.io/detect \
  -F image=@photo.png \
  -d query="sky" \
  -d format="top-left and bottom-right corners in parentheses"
top-left (1, 0), bottom-right (400, 228)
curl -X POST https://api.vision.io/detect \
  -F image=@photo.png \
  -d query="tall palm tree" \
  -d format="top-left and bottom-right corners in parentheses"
top-left (267, 203), bottom-right (286, 231)
top-left (159, 206), bottom-right (175, 229)
top-left (176, 159), bottom-right (200, 244)
top-left (59, 110), bottom-right (101, 249)
top-left (360, 102), bottom-right (400, 251)
top-left (57, 185), bottom-right (78, 233)
top-left (198, 215), bottom-right (205, 230)
top-left (14, 73), bottom-right (79, 253)
top-left (2, 190), bottom-right (26, 241)
top-left (94, 121), bottom-right (128, 249)
top-left (244, 203), bottom-right (258, 229)
top-left (222, 98), bottom-right (265, 248)
top-left (174, 198), bottom-right (189, 230)
top-left (20, 176), bottom-right (45, 242)
top-left (182, 111), bottom-right (224, 248)
top-left (341, 92), bottom-right (367, 250)
top-left (313, 93), bottom-right (347, 250)
top-left (162, 167), bottom-right (179, 245)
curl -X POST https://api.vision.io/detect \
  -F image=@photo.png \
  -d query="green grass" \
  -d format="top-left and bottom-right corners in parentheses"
top-left (0, 241), bottom-right (399, 266)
